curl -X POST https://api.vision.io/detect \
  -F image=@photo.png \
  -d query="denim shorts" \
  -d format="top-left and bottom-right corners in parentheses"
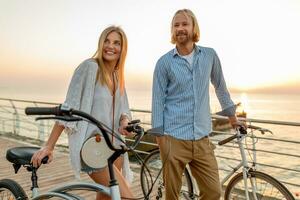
top-left (80, 158), bottom-right (105, 174)
top-left (80, 154), bottom-right (124, 174)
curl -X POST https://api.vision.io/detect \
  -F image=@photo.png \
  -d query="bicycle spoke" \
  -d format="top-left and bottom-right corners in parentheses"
top-left (226, 171), bottom-right (293, 200)
top-left (0, 189), bottom-right (16, 200)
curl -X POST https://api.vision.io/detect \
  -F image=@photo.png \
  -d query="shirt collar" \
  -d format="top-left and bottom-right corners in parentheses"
top-left (173, 45), bottom-right (201, 57)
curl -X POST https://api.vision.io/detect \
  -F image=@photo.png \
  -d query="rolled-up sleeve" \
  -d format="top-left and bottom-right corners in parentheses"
top-left (210, 50), bottom-right (236, 117)
top-left (57, 63), bottom-right (87, 133)
top-left (120, 89), bottom-right (132, 121)
top-left (151, 59), bottom-right (168, 130)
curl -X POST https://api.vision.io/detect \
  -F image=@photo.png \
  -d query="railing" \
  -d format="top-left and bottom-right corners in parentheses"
top-left (1, 97), bottom-right (299, 198)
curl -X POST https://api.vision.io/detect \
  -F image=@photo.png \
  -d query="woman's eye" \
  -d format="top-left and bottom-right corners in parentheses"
top-left (114, 41), bottom-right (121, 46)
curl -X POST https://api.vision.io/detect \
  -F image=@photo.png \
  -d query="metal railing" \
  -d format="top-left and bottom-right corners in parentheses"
top-left (1, 97), bottom-right (299, 198)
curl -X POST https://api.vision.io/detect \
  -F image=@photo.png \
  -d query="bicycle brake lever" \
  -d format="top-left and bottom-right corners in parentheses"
top-left (128, 119), bottom-right (141, 125)
top-left (260, 128), bottom-right (273, 135)
top-left (35, 116), bottom-right (83, 122)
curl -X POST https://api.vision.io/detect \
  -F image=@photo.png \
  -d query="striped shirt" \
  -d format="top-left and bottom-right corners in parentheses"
top-left (152, 45), bottom-right (235, 140)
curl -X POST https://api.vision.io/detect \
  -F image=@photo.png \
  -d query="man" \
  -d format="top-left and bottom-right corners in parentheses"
top-left (152, 9), bottom-right (242, 200)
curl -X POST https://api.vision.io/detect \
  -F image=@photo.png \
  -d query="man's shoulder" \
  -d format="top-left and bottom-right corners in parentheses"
top-left (196, 45), bottom-right (216, 55)
top-left (156, 49), bottom-right (175, 65)
top-left (159, 48), bottom-right (175, 60)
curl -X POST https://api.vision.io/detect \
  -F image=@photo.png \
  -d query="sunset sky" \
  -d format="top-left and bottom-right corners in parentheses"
top-left (1, 0), bottom-right (300, 102)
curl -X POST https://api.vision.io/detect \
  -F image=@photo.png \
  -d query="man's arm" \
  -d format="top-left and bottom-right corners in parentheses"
top-left (211, 50), bottom-right (235, 114)
top-left (211, 52), bottom-right (246, 128)
top-left (210, 50), bottom-right (239, 127)
top-left (152, 59), bottom-right (168, 133)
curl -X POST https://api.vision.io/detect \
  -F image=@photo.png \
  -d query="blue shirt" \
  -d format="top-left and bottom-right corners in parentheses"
top-left (152, 45), bottom-right (236, 140)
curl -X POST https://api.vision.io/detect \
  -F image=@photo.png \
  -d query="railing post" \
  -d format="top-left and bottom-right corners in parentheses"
top-left (9, 99), bottom-right (19, 135)
top-left (34, 102), bottom-right (45, 141)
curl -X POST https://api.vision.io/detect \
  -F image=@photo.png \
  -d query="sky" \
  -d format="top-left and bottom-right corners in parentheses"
top-left (1, 0), bottom-right (300, 102)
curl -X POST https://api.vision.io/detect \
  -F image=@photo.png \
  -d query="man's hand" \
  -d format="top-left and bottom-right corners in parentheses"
top-left (228, 116), bottom-right (247, 129)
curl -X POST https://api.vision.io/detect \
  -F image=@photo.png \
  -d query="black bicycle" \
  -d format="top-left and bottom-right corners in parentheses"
top-left (0, 104), bottom-right (160, 200)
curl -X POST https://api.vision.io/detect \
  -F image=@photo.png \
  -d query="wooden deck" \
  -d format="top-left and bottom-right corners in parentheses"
top-left (0, 135), bottom-right (144, 199)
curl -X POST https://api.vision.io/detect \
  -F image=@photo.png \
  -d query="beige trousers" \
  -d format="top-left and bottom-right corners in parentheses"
top-left (158, 135), bottom-right (221, 200)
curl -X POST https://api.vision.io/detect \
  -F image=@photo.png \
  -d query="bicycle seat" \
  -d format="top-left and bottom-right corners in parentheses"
top-left (6, 146), bottom-right (40, 165)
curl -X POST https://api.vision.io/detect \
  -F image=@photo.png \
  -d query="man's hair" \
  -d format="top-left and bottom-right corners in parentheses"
top-left (171, 9), bottom-right (200, 44)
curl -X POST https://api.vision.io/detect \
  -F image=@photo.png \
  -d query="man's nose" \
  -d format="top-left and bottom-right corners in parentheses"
top-left (177, 25), bottom-right (185, 31)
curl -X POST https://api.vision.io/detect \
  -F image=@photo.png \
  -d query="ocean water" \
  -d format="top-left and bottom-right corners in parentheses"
top-left (127, 90), bottom-right (300, 123)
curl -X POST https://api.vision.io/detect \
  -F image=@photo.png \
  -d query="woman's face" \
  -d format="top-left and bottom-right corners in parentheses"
top-left (102, 31), bottom-right (122, 64)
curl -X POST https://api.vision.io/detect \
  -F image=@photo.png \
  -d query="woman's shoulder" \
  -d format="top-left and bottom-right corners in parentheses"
top-left (74, 58), bottom-right (99, 74)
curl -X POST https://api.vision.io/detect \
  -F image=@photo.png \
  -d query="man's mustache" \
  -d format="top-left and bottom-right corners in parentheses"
top-left (176, 31), bottom-right (187, 36)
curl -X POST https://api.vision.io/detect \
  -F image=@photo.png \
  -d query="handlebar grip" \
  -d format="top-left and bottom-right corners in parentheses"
top-left (125, 125), bottom-right (134, 132)
top-left (239, 126), bottom-right (247, 134)
top-left (218, 134), bottom-right (238, 146)
top-left (25, 106), bottom-right (61, 116)
top-left (41, 156), bottom-right (49, 164)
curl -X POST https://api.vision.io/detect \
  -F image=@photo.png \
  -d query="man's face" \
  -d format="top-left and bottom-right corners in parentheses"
top-left (172, 13), bottom-right (194, 45)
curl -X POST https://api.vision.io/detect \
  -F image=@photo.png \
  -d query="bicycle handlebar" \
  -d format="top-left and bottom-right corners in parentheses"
top-left (25, 105), bottom-right (144, 152)
top-left (218, 134), bottom-right (238, 145)
top-left (218, 123), bottom-right (272, 146)
top-left (25, 106), bottom-right (63, 116)
top-left (218, 126), bottom-right (247, 146)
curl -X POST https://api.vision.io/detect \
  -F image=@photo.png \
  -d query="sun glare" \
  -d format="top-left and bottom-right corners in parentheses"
top-left (238, 93), bottom-right (250, 115)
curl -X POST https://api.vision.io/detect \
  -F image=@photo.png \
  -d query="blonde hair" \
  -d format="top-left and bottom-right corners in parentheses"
top-left (92, 26), bottom-right (127, 94)
top-left (171, 9), bottom-right (200, 44)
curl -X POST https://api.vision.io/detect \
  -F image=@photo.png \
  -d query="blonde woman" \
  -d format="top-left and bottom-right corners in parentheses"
top-left (31, 26), bottom-right (134, 200)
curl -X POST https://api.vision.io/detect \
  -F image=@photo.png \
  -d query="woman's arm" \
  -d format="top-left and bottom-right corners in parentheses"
top-left (31, 122), bottom-right (65, 167)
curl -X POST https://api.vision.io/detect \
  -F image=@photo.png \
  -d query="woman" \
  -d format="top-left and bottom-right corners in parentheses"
top-left (31, 26), bottom-right (134, 200)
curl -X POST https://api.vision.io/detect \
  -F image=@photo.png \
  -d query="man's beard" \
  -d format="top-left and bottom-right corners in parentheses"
top-left (175, 31), bottom-right (191, 45)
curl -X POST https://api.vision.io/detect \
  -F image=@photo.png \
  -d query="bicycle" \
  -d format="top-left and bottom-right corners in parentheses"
top-left (0, 104), bottom-right (156, 200)
top-left (140, 124), bottom-right (295, 200)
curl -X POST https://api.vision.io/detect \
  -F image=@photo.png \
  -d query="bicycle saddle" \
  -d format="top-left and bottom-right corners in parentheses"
top-left (6, 146), bottom-right (40, 165)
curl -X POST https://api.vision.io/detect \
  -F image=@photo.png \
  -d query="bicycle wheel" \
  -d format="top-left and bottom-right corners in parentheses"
top-left (224, 170), bottom-right (294, 200)
top-left (140, 149), bottom-right (195, 199)
top-left (0, 179), bottom-right (28, 200)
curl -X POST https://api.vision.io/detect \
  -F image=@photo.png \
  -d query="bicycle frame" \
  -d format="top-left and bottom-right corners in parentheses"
top-left (21, 105), bottom-right (145, 200)
top-left (188, 129), bottom-right (260, 200)
top-left (28, 153), bottom-right (122, 200)
top-left (219, 129), bottom-right (259, 200)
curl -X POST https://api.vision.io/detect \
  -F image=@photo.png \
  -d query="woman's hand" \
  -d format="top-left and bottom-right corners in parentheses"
top-left (31, 146), bottom-right (54, 168)
top-left (118, 118), bottom-right (134, 137)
